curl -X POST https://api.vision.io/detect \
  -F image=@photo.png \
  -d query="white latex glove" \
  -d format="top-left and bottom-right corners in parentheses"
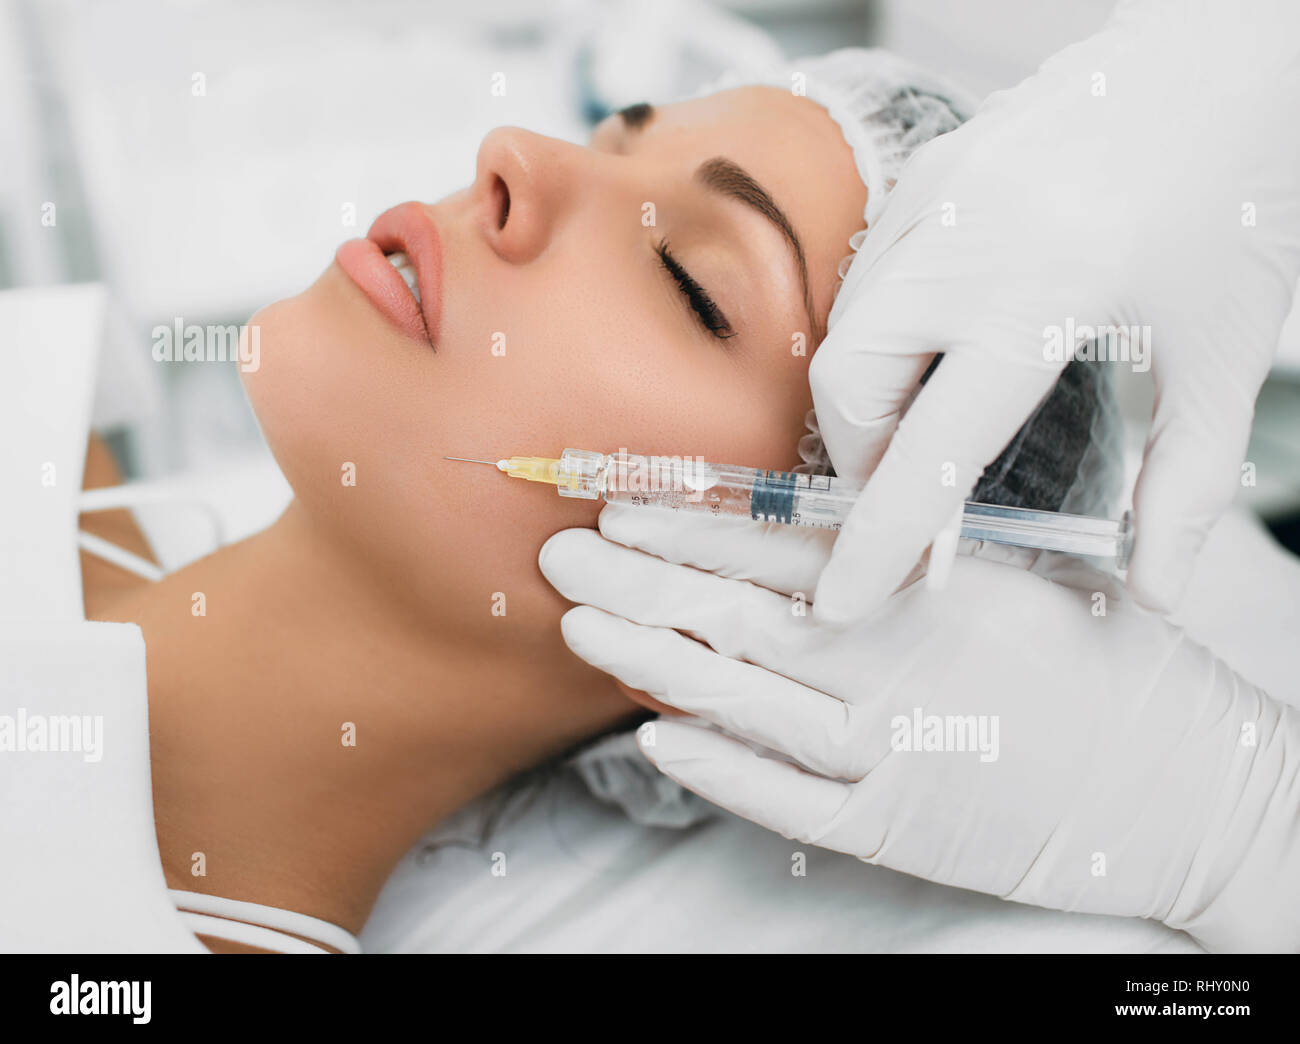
top-left (539, 505), bottom-right (1300, 952)
top-left (811, 0), bottom-right (1300, 623)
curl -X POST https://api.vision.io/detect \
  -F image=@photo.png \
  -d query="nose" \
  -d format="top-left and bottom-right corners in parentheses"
top-left (472, 127), bottom-right (586, 265)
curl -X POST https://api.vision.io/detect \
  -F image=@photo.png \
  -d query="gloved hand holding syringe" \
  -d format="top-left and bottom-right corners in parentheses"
top-left (445, 448), bottom-right (1133, 576)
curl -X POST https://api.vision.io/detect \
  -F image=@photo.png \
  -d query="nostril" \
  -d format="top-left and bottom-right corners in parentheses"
top-left (492, 174), bottom-right (510, 230)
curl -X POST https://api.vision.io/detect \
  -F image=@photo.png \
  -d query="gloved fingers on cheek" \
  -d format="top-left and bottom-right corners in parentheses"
top-left (561, 605), bottom-right (858, 777)
top-left (558, 605), bottom-right (695, 701)
top-left (638, 719), bottom-right (855, 846)
top-left (597, 502), bottom-right (833, 599)
top-left (539, 528), bottom-right (679, 617)
top-left (662, 552), bottom-right (811, 667)
top-left (542, 525), bottom-right (789, 654)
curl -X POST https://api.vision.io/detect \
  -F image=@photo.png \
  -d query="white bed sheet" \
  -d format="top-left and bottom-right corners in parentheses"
top-left (362, 769), bottom-right (1201, 953)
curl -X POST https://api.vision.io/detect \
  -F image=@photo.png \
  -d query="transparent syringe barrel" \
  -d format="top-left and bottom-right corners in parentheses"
top-left (556, 449), bottom-right (1132, 562)
top-left (563, 451), bottom-right (857, 529)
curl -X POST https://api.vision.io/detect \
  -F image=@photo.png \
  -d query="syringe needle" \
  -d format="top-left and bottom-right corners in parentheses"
top-left (444, 456), bottom-right (500, 465)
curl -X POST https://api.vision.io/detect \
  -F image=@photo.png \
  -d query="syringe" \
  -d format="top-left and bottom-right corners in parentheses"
top-left (445, 449), bottom-right (1133, 566)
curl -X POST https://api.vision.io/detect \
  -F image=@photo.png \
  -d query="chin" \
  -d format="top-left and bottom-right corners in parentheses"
top-left (238, 295), bottom-right (311, 478)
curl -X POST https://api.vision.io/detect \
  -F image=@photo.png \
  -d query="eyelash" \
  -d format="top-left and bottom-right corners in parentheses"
top-left (654, 238), bottom-right (736, 340)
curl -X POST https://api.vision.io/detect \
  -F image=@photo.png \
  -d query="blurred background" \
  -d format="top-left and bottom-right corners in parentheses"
top-left (3, 0), bottom-right (1298, 558)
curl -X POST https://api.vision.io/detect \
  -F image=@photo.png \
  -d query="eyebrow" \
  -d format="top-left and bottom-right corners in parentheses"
top-left (616, 102), bottom-right (655, 131)
top-left (617, 103), bottom-right (820, 344)
top-left (694, 157), bottom-right (819, 344)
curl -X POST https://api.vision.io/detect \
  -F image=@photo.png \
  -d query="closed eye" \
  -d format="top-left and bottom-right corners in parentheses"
top-left (655, 238), bottom-right (736, 340)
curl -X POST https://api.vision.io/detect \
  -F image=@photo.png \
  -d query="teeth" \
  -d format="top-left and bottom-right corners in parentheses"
top-left (385, 251), bottom-right (421, 305)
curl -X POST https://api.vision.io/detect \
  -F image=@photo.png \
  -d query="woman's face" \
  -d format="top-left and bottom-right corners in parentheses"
top-left (242, 86), bottom-right (866, 623)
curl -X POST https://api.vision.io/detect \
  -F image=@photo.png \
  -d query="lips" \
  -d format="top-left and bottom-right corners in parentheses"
top-left (335, 201), bottom-right (443, 349)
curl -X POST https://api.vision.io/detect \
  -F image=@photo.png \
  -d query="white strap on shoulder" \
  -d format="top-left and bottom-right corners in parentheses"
top-left (170, 889), bottom-right (362, 955)
top-left (77, 483), bottom-right (228, 582)
top-left (178, 911), bottom-right (333, 954)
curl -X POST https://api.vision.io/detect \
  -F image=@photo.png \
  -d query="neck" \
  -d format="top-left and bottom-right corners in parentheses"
top-left (96, 501), bottom-right (634, 938)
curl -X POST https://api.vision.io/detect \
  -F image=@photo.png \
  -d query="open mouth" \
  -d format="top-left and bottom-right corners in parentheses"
top-left (334, 201), bottom-right (442, 350)
top-left (385, 251), bottom-right (420, 306)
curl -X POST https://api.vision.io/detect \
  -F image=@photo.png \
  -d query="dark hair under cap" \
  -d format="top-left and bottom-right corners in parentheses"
top-left (917, 355), bottom-right (1115, 512)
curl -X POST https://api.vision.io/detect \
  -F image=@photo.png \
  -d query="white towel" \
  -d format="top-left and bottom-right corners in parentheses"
top-left (0, 285), bottom-right (202, 952)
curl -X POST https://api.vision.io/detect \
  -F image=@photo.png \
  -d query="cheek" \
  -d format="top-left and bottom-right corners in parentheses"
top-left (239, 266), bottom-right (615, 622)
top-left (635, 347), bottom-right (815, 470)
top-left (239, 246), bottom-right (813, 629)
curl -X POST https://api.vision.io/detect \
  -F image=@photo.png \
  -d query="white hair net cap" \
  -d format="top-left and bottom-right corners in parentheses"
top-left (706, 48), bottom-right (976, 234)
